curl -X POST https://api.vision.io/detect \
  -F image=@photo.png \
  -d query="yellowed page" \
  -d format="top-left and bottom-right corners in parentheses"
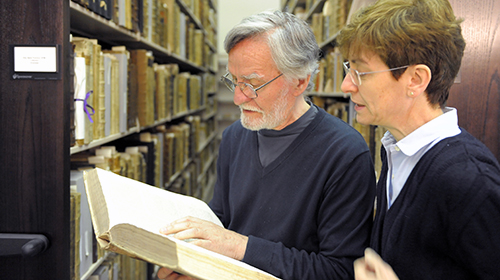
top-left (87, 168), bottom-right (222, 235)
top-left (110, 224), bottom-right (280, 280)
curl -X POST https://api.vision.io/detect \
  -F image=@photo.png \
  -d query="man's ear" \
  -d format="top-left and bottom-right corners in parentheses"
top-left (407, 64), bottom-right (431, 97)
top-left (293, 74), bottom-right (311, 96)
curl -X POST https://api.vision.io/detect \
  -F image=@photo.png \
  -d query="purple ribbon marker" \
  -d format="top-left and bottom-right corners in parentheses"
top-left (74, 90), bottom-right (95, 123)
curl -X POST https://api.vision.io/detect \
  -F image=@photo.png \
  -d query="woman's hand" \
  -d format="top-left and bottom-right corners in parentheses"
top-left (354, 248), bottom-right (399, 280)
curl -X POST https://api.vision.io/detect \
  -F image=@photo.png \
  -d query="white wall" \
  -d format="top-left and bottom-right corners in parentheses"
top-left (217, 0), bottom-right (281, 55)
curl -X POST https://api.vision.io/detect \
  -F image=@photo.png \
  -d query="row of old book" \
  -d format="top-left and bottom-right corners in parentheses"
top-left (286, 0), bottom-right (352, 95)
top-left (313, 47), bottom-right (345, 94)
top-left (72, 0), bottom-right (217, 69)
top-left (69, 115), bottom-right (218, 279)
top-left (311, 96), bottom-right (349, 123)
top-left (307, 0), bottom-right (352, 44)
top-left (71, 37), bottom-right (217, 147)
top-left (70, 171), bottom-right (149, 280)
top-left (71, 115), bottom-right (218, 195)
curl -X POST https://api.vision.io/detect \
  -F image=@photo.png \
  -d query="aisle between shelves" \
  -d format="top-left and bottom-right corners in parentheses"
top-left (69, 0), bottom-right (220, 278)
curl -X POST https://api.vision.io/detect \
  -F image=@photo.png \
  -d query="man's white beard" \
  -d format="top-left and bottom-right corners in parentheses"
top-left (239, 87), bottom-right (290, 131)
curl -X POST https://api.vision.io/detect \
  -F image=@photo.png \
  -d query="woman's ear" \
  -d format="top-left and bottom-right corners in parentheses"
top-left (407, 64), bottom-right (431, 97)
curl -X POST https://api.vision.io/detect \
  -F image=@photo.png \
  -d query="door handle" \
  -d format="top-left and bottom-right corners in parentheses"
top-left (0, 233), bottom-right (49, 257)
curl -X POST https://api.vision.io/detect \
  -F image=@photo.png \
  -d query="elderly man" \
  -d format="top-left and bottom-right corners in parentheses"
top-left (159, 10), bottom-right (376, 280)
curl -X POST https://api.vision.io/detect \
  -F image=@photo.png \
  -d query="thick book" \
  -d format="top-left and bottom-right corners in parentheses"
top-left (72, 37), bottom-right (95, 145)
top-left (166, 0), bottom-right (181, 54)
top-left (73, 56), bottom-right (87, 146)
top-left (94, 45), bottom-right (105, 140)
top-left (69, 47), bottom-right (76, 147)
top-left (127, 52), bottom-right (139, 130)
top-left (117, 0), bottom-right (131, 29)
top-left (109, 54), bottom-right (120, 135)
top-left (130, 49), bottom-right (155, 127)
top-left (103, 54), bottom-right (112, 137)
top-left (158, 2), bottom-right (168, 49)
top-left (83, 168), bottom-right (279, 280)
top-left (131, 0), bottom-right (142, 33)
top-left (70, 170), bottom-right (94, 278)
top-left (154, 64), bottom-right (167, 121)
top-left (103, 46), bottom-right (129, 134)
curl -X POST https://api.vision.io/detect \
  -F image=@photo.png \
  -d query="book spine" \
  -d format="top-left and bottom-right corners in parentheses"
top-left (158, 1), bottom-right (168, 49)
top-left (109, 56), bottom-right (120, 135)
top-left (128, 54), bottom-right (138, 130)
top-left (131, 50), bottom-right (147, 127)
top-left (73, 55), bottom-right (86, 146)
top-left (154, 65), bottom-right (166, 121)
top-left (92, 46), bottom-right (105, 140)
top-left (146, 52), bottom-right (155, 125)
top-left (103, 54), bottom-right (112, 137)
top-left (69, 46), bottom-right (76, 147)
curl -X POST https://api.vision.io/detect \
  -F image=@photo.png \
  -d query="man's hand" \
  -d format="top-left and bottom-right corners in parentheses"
top-left (160, 216), bottom-right (248, 260)
top-left (354, 248), bottom-right (399, 280)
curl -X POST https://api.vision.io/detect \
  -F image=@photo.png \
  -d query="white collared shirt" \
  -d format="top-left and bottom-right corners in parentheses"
top-left (382, 107), bottom-right (461, 209)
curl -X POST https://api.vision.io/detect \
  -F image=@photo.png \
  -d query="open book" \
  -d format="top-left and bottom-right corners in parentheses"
top-left (83, 168), bottom-right (279, 280)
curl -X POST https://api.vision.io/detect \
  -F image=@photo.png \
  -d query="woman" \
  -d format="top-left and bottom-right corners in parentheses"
top-left (337, 0), bottom-right (500, 279)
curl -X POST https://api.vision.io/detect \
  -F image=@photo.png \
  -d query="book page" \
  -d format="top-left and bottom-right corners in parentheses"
top-left (87, 168), bottom-right (222, 235)
top-left (110, 225), bottom-right (280, 280)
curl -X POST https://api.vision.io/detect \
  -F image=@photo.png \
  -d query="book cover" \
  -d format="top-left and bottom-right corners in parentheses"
top-left (155, 64), bottom-right (167, 121)
top-left (69, 47), bottom-right (76, 147)
top-left (88, 0), bottom-right (99, 13)
top-left (142, 0), bottom-right (151, 40)
top-left (104, 46), bottom-right (129, 134)
top-left (194, 29), bottom-right (204, 66)
top-left (158, 0), bottom-right (168, 49)
top-left (130, 49), bottom-right (155, 127)
top-left (73, 56), bottom-right (87, 146)
top-left (117, 0), bottom-right (131, 29)
top-left (72, 37), bottom-right (95, 145)
top-left (99, 0), bottom-right (113, 20)
top-left (83, 168), bottom-right (279, 280)
top-left (140, 132), bottom-right (163, 188)
top-left (103, 54), bottom-right (112, 137)
top-left (71, 170), bottom-right (95, 278)
top-left (128, 53), bottom-right (139, 130)
top-left (70, 190), bottom-right (80, 280)
top-left (176, 72), bottom-right (190, 115)
top-left (109, 54), bottom-right (120, 135)
top-left (93, 44), bottom-right (105, 140)
top-left (131, 0), bottom-right (142, 33)
top-left (179, 12), bottom-right (186, 58)
top-left (166, 0), bottom-right (177, 53)
top-left (189, 75), bottom-right (201, 110)
top-left (166, 63), bottom-right (179, 118)
top-left (186, 22), bottom-right (194, 62)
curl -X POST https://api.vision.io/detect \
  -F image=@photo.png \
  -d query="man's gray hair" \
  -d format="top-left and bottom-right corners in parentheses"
top-left (224, 10), bottom-right (320, 92)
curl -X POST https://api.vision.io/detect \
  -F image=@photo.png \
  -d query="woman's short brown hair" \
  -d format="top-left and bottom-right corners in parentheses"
top-left (337, 0), bottom-right (465, 108)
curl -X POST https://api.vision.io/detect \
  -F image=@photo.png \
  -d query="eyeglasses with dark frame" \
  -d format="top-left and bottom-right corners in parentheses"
top-left (343, 61), bottom-right (410, 86)
top-left (220, 72), bottom-right (283, 99)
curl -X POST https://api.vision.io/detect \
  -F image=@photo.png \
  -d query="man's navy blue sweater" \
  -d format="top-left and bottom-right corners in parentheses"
top-left (209, 106), bottom-right (376, 280)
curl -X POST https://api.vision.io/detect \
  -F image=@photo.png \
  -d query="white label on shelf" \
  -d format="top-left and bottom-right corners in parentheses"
top-left (14, 46), bottom-right (57, 73)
